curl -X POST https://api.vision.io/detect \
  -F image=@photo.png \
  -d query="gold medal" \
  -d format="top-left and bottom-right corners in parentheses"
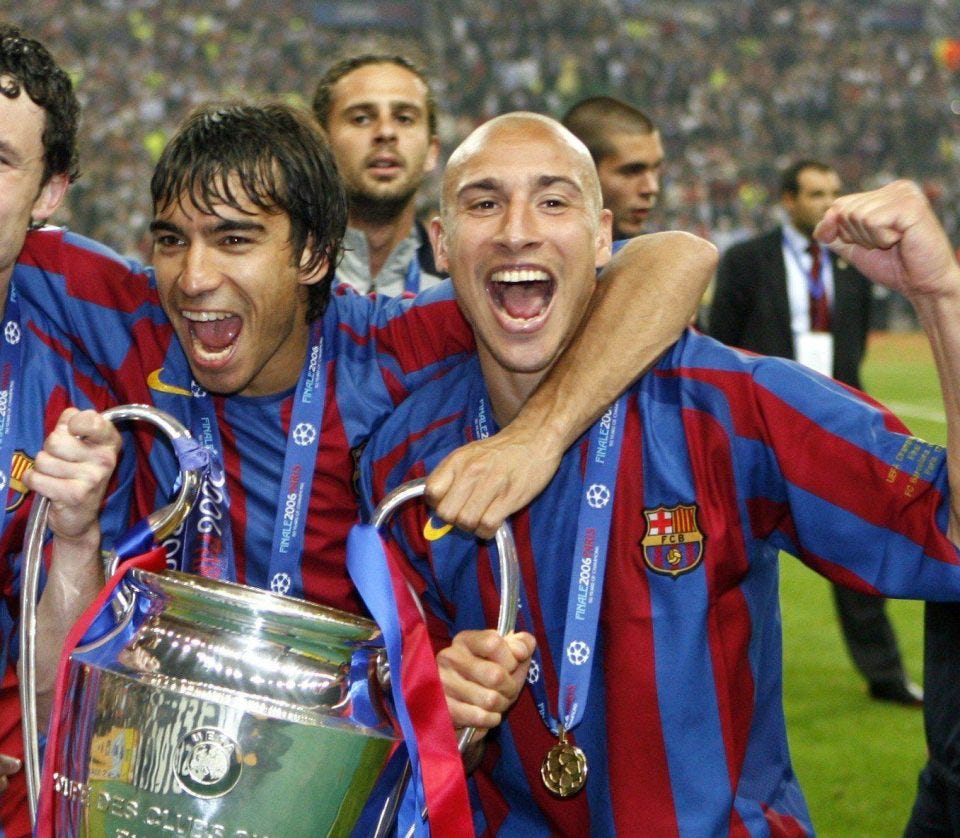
top-left (541, 729), bottom-right (588, 797)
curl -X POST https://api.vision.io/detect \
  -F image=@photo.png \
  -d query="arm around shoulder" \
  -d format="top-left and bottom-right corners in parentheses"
top-left (425, 231), bottom-right (717, 537)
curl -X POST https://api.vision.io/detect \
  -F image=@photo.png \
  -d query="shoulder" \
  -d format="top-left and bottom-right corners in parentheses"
top-left (652, 328), bottom-right (803, 392)
top-left (363, 358), bottom-right (480, 480)
top-left (328, 280), bottom-right (471, 371)
top-left (329, 279), bottom-right (457, 323)
top-left (17, 227), bottom-right (156, 312)
top-left (20, 227), bottom-right (149, 278)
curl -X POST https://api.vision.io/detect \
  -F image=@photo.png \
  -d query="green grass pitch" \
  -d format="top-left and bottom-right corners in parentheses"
top-left (783, 331), bottom-right (943, 836)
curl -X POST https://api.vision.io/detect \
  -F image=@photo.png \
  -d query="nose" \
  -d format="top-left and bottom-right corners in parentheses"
top-left (638, 170), bottom-right (660, 199)
top-left (373, 113), bottom-right (398, 143)
top-left (493, 197), bottom-right (541, 252)
top-left (178, 242), bottom-right (220, 297)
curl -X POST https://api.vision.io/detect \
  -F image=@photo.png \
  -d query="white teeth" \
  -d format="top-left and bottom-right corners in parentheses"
top-left (490, 269), bottom-right (550, 284)
top-left (182, 310), bottom-right (232, 322)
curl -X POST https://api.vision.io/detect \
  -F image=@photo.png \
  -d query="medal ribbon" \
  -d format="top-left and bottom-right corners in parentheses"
top-left (347, 524), bottom-right (472, 835)
top-left (183, 319), bottom-right (326, 595)
top-left (0, 286), bottom-right (23, 536)
top-left (472, 393), bottom-right (627, 738)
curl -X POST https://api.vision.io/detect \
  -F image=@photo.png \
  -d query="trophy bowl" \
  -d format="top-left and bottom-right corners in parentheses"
top-left (46, 568), bottom-right (397, 838)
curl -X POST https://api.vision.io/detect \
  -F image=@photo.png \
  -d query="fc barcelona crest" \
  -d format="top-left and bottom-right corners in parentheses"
top-left (641, 504), bottom-right (704, 577)
top-left (4, 450), bottom-right (33, 513)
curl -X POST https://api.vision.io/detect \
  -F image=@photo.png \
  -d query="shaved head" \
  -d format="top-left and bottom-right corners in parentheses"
top-left (429, 110), bottom-right (612, 423)
top-left (441, 112), bottom-right (603, 223)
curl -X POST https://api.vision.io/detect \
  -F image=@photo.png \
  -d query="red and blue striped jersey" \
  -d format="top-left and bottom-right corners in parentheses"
top-left (15, 226), bottom-right (474, 612)
top-left (361, 334), bottom-right (960, 837)
top-left (1, 238), bottom-right (125, 838)
top-left (1, 226), bottom-right (474, 837)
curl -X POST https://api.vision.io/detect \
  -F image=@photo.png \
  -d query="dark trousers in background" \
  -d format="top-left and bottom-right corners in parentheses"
top-left (832, 584), bottom-right (909, 689)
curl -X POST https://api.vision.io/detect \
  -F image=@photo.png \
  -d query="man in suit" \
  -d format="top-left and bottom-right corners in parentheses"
top-left (708, 159), bottom-right (923, 707)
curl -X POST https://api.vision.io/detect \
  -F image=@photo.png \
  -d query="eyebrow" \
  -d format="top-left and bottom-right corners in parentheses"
top-left (617, 159), bottom-right (664, 174)
top-left (456, 174), bottom-right (583, 199)
top-left (0, 138), bottom-right (26, 165)
top-left (344, 100), bottom-right (424, 114)
top-left (148, 218), bottom-right (267, 235)
top-left (535, 174), bottom-right (583, 193)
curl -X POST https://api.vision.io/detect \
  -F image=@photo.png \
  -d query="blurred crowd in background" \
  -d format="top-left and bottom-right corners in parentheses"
top-left (6, 0), bottom-right (960, 273)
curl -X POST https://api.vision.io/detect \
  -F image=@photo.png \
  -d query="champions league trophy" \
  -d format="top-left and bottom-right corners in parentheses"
top-left (19, 405), bottom-right (519, 837)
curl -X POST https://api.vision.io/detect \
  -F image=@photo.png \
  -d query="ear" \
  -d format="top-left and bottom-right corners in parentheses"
top-left (423, 135), bottom-right (441, 175)
top-left (297, 240), bottom-right (330, 286)
top-left (428, 215), bottom-right (449, 273)
top-left (781, 192), bottom-right (796, 216)
top-left (30, 173), bottom-right (69, 226)
top-left (595, 208), bottom-right (614, 269)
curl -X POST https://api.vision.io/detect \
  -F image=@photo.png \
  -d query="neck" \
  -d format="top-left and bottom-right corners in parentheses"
top-left (479, 349), bottom-right (549, 427)
top-left (0, 270), bottom-right (11, 320)
top-left (348, 201), bottom-right (417, 279)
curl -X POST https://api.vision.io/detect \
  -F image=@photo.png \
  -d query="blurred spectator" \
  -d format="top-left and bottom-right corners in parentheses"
top-left (311, 53), bottom-right (444, 295)
top-left (11, 1), bottom-right (960, 286)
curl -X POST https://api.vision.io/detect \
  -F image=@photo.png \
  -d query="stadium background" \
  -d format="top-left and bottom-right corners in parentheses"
top-left (4, 1), bottom-right (960, 263)
top-left (4, 2), bottom-right (958, 834)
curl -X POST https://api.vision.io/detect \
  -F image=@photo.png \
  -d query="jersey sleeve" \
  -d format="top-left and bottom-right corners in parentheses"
top-left (678, 334), bottom-right (960, 599)
top-left (355, 281), bottom-right (476, 404)
top-left (17, 228), bottom-right (167, 395)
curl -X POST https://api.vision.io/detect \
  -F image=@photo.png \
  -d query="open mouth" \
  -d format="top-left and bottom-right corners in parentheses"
top-left (368, 156), bottom-right (402, 177)
top-left (487, 268), bottom-right (555, 328)
top-left (182, 310), bottom-right (241, 364)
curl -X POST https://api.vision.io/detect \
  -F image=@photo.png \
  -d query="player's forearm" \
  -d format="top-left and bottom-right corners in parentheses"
top-left (912, 283), bottom-right (960, 546)
top-left (29, 531), bottom-right (105, 726)
top-left (515, 231), bottom-right (717, 450)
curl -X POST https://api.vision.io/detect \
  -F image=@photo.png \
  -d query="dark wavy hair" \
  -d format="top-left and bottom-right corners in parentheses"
top-left (151, 102), bottom-right (347, 322)
top-left (0, 22), bottom-right (80, 185)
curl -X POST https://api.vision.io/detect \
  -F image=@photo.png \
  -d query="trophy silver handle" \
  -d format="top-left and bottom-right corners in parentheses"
top-left (369, 477), bottom-right (520, 837)
top-left (19, 403), bottom-right (204, 824)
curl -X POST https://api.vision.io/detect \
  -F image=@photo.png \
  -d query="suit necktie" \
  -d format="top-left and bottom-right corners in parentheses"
top-left (807, 240), bottom-right (830, 332)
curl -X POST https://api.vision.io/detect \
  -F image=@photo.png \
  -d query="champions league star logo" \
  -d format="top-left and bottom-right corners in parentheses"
top-left (4, 320), bottom-right (20, 345)
top-left (566, 640), bottom-right (590, 666)
top-left (292, 422), bottom-right (317, 447)
top-left (527, 659), bottom-right (541, 685)
top-left (585, 483), bottom-right (611, 509)
top-left (270, 573), bottom-right (292, 595)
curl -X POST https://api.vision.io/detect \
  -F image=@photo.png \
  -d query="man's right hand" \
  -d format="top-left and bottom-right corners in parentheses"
top-left (437, 629), bottom-right (536, 742)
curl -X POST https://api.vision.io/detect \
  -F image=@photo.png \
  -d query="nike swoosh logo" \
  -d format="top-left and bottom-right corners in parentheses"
top-left (423, 514), bottom-right (454, 542)
top-left (147, 368), bottom-right (192, 396)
